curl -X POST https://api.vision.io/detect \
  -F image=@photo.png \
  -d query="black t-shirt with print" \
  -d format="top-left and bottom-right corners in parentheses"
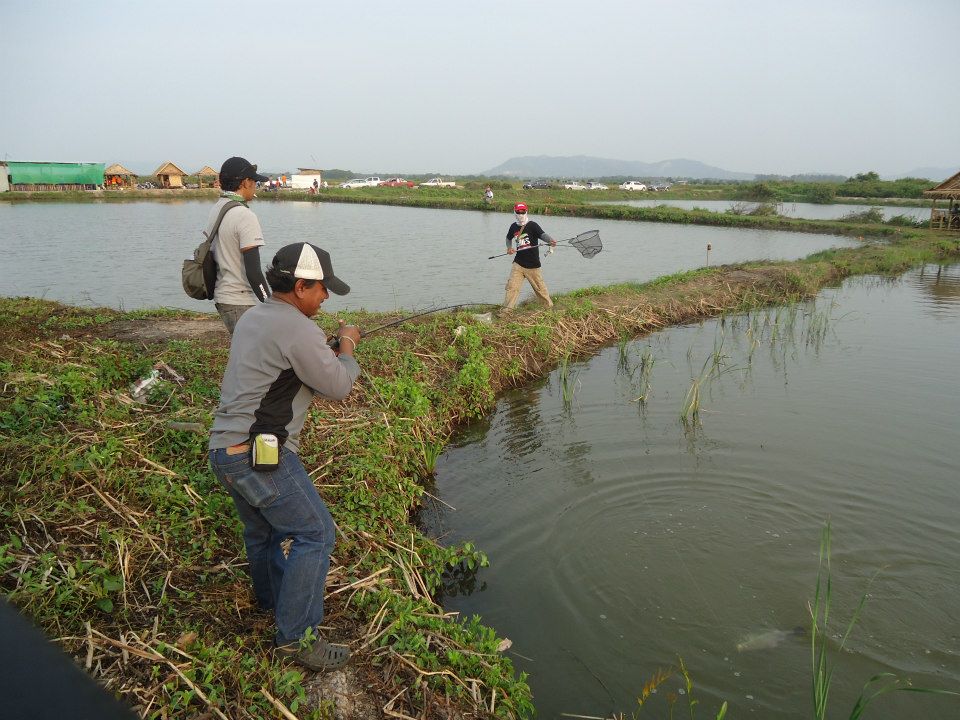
top-left (506, 221), bottom-right (546, 269)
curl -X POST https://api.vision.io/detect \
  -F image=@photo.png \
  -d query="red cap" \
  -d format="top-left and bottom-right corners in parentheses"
top-left (514, 202), bottom-right (528, 213)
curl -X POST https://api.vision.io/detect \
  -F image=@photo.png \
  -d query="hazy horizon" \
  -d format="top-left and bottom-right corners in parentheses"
top-left (2, 1), bottom-right (957, 178)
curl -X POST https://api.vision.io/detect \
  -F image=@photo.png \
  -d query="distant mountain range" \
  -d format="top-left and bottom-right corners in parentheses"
top-left (482, 156), bottom-right (956, 182)
top-left (483, 155), bottom-right (755, 181)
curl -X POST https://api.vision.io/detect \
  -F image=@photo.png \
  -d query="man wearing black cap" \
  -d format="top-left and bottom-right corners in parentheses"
top-left (208, 156), bottom-right (271, 333)
top-left (208, 242), bottom-right (361, 671)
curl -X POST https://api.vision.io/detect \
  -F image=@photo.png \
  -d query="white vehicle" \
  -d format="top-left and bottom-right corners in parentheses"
top-left (563, 181), bottom-right (587, 190)
top-left (620, 180), bottom-right (647, 191)
top-left (364, 176), bottom-right (382, 186)
top-left (419, 177), bottom-right (457, 188)
top-left (340, 178), bottom-right (367, 189)
top-left (586, 182), bottom-right (609, 190)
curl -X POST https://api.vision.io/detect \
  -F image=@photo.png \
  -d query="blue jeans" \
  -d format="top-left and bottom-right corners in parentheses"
top-left (209, 447), bottom-right (336, 645)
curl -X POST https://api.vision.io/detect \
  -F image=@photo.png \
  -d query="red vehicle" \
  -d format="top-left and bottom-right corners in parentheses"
top-left (379, 177), bottom-right (415, 187)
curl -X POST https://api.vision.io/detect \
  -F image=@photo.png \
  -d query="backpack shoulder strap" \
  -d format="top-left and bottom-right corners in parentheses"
top-left (203, 200), bottom-right (244, 240)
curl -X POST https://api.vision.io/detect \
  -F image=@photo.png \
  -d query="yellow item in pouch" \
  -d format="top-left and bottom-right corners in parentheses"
top-left (252, 433), bottom-right (280, 471)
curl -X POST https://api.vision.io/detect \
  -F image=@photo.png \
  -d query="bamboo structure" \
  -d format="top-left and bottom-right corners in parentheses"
top-left (152, 161), bottom-right (187, 189)
top-left (194, 166), bottom-right (219, 189)
top-left (923, 170), bottom-right (960, 230)
top-left (104, 163), bottom-right (136, 189)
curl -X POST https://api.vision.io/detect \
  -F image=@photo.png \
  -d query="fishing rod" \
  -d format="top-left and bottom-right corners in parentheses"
top-left (327, 302), bottom-right (489, 350)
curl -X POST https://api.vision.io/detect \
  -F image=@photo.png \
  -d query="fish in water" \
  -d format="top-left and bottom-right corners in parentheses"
top-left (736, 626), bottom-right (806, 652)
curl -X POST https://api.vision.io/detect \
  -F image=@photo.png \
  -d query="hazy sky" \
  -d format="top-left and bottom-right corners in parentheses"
top-left (2, 1), bottom-right (957, 177)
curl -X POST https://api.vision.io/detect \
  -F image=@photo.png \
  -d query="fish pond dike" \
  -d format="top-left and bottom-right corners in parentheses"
top-left (426, 264), bottom-right (960, 719)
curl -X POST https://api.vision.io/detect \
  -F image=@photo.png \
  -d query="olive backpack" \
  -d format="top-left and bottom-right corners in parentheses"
top-left (181, 200), bottom-right (243, 300)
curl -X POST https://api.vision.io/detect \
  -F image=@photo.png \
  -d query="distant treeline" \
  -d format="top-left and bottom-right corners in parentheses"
top-left (735, 172), bottom-right (934, 203)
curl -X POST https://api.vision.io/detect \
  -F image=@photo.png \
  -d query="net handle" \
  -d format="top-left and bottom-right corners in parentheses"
top-left (486, 231), bottom-right (598, 260)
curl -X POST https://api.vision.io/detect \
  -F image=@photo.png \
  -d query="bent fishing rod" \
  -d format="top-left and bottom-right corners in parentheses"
top-left (327, 303), bottom-right (488, 350)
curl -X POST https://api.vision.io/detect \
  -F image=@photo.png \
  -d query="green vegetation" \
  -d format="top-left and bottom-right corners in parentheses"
top-left (1, 228), bottom-right (958, 718)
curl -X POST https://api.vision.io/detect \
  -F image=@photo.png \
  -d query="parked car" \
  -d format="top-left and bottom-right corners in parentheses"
top-left (419, 177), bottom-right (457, 188)
top-left (364, 177), bottom-right (382, 186)
top-left (562, 181), bottom-right (587, 190)
top-left (619, 180), bottom-right (647, 191)
top-left (523, 180), bottom-right (554, 190)
top-left (380, 177), bottom-right (415, 187)
top-left (586, 182), bottom-right (609, 190)
top-left (340, 178), bottom-right (367, 189)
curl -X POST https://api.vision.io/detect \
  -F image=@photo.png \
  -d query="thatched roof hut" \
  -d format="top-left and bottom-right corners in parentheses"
top-left (923, 171), bottom-right (960, 230)
top-left (195, 165), bottom-right (219, 189)
top-left (153, 161), bottom-right (187, 189)
top-left (105, 163), bottom-right (136, 188)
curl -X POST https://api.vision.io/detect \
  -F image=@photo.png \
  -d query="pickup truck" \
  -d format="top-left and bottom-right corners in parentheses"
top-left (419, 177), bottom-right (457, 188)
top-left (379, 177), bottom-right (415, 187)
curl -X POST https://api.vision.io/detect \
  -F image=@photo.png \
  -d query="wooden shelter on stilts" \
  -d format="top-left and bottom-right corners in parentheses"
top-left (923, 170), bottom-right (960, 230)
top-left (195, 166), bottom-right (219, 189)
top-left (104, 163), bottom-right (136, 189)
top-left (153, 162), bottom-right (187, 189)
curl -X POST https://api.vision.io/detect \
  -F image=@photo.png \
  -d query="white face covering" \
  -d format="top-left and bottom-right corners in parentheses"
top-left (515, 212), bottom-right (528, 225)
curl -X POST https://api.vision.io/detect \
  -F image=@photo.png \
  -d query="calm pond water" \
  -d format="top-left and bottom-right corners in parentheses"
top-left (428, 265), bottom-right (960, 719)
top-left (0, 200), bottom-right (856, 312)
top-left (594, 198), bottom-right (929, 221)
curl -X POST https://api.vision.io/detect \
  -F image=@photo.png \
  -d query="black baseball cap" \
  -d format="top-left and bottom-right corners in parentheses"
top-left (271, 243), bottom-right (350, 295)
top-left (219, 156), bottom-right (267, 182)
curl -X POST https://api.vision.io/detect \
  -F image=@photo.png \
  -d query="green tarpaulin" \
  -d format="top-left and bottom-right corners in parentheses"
top-left (8, 162), bottom-right (105, 185)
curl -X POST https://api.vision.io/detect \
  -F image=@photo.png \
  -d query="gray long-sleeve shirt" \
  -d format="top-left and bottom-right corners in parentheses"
top-left (209, 298), bottom-right (360, 452)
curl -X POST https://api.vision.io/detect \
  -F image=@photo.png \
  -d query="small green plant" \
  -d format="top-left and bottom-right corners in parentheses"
top-left (839, 207), bottom-right (884, 224)
top-left (557, 353), bottom-right (579, 408)
top-left (635, 346), bottom-right (655, 404)
top-left (420, 438), bottom-right (443, 475)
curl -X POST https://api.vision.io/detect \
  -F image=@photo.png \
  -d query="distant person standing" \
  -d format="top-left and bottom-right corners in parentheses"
top-left (209, 156), bottom-right (271, 334)
top-left (312, 178), bottom-right (319, 194)
top-left (501, 202), bottom-right (557, 313)
top-left (484, 185), bottom-right (494, 204)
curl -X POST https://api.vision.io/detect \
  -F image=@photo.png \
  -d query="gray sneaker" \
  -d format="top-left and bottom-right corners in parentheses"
top-left (275, 636), bottom-right (351, 671)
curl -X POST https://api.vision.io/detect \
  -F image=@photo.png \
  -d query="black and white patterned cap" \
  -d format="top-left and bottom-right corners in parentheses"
top-left (271, 243), bottom-right (350, 295)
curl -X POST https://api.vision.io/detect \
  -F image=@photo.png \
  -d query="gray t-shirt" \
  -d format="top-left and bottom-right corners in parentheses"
top-left (209, 298), bottom-right (360, 452)
top-left (208, 196), bottom-right (265, 306)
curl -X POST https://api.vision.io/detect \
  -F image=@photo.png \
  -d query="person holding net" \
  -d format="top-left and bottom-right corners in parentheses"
top-left (501, 202), bottom-right (558, 314)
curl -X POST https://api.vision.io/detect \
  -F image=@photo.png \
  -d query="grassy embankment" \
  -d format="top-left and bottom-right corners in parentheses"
top-left (2, 227), bottom-right (958, 718)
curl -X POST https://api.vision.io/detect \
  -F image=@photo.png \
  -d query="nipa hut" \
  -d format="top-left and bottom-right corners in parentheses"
top-left (153, 161), bottom-right (187, 189)
top-left (104, 163), bottom-right (136, 189)
top-left (923, 171), bottom-right (960, 230)
top-left (195, 165), bottom-right (219, 189)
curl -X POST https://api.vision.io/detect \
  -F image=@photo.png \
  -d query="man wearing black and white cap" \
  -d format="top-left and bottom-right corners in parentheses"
top-left (208, 242), bottom-right (361, 672)
top-left (208, 156), bottom-right (271, 333)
